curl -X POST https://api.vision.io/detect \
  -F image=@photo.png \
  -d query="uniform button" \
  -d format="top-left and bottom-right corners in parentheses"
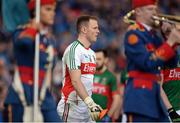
top-left (158, 66), bottom-right (161, 70)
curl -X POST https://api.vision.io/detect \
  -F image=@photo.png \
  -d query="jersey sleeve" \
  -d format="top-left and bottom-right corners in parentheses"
top-left (67, 43), bottom-right (81, 70)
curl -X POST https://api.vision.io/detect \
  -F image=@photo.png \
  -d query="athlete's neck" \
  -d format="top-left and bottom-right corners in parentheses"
top-left (96, 66), bottom-right (107, 74)
top-left (77, 36), bottom-right (91, 48)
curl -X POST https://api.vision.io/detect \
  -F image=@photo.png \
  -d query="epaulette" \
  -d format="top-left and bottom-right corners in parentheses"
top-left (18, 26), bottom-right (37, 40)
top-left (127, 23), bottom-right (145, 32)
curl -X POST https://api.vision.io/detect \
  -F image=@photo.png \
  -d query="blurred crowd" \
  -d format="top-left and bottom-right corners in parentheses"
top-left (0, 0), bottom-right (179, 119)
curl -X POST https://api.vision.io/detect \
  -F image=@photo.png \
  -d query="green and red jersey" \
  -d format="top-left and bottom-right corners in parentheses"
top-left (163, 67), bottom-right (180, 111)
top-left (92, 69), bottom-right (118, 109)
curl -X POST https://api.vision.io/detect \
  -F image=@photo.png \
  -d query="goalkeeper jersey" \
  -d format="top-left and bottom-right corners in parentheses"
top-left (61, 40), bottom-right (96, 102)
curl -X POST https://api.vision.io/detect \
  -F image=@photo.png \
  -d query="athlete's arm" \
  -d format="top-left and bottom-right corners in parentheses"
top-left (69, 69), bottom-right (89, 100)
top-left (160, 85), bottom-right (172, 109)
top-left (108, 94), bottom-right (120, 117)
top-left (69, 69), bottom-right (102, 121)
top-left (160, 82), bottom-right (180, 121)
top-left (112, 84), bottom-right (125, 120)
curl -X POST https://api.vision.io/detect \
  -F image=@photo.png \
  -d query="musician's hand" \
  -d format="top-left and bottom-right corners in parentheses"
top-left (161, 22), bottom-right (174, 38)
top-left (166, 28), bottom-right (180, 46)
top-left (176, 24), bottom-right (180, 31)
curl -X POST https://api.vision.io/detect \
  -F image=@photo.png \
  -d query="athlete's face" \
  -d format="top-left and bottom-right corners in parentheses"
top-left (86, 19), bottom-right (100, 43)
top-left (40, 4), bottom-right (56, 26)
top-left (95, 52), bottom-right (106, 71)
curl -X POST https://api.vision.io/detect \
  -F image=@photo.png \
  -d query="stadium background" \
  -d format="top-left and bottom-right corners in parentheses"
top-left (0, 0), bottom-right (179, 107)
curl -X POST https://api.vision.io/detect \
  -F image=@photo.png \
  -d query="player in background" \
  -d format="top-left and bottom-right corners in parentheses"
top-left (92, 49), bottom-right (120, 122)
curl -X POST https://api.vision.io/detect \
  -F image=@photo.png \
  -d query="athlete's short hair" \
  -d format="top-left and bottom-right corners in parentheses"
top-left (76, 15), bottom-right (98, 34)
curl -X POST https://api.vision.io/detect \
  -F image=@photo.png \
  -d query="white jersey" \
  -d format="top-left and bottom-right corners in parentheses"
top-left (61, 40), bottom-right (96, 102)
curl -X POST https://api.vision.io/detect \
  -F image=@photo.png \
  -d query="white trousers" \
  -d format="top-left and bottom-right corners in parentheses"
top-left (57, 99), bottom-right (94, 122)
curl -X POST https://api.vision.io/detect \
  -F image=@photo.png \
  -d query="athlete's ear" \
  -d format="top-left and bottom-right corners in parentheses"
top-left (104, 57), bottom-right (109, 66)
top-left (81, 25), bottom-right (88, 34)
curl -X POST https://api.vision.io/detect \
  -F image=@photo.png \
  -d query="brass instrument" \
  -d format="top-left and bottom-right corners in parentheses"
top-left (152, 14), bottom-right (180, 26)
top-left (123, 10), bottom-right (135, 24)
top-left (123, 10), bottom-right (180, 26)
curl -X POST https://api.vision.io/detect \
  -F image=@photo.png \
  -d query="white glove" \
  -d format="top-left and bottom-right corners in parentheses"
top-left (84, 96), bottom-right (103, 121)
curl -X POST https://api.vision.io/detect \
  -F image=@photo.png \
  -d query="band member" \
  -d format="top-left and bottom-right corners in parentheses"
top-left (3, 0), bottom-right (61, 122)
top-left (123, 0), bottom-right (180, 122)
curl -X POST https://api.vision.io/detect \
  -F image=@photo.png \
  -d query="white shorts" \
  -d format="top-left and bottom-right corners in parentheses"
top-left (57, 99), bottom-right (94, 122)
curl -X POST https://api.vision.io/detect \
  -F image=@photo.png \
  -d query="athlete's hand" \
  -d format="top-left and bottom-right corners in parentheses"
top-left (168, 108), bottom-right (180, 122)
top-left (84, 96), bottom-right (102, 121)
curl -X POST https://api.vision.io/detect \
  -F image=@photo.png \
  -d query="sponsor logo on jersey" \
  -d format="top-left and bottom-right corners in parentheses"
top-left (81, 63), bottom-right (96, 74)
top-left (93, 83), bottom-right (109, 95)
top-left (169, 69), bottom-right (180, 78)
top-left (163, 68), bottom-right (180, 81)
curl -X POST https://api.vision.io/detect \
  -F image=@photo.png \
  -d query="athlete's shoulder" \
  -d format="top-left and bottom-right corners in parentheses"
top-left (105, 69), bottom-right (116, 78)
top-left (63, 41), bottom-right (82, 57)
top-left (69, 40), bottom-right (82, 49)
top-left (89, 48), bottom-right (95, 54)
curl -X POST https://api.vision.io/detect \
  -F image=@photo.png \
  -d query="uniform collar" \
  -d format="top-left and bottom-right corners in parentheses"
top-left (141, 23), bottom-right (152, 31)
